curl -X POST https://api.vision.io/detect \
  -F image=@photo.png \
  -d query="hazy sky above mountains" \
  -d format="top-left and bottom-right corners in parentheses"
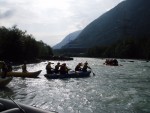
top-left (0, 0), bottom-right (123, 46)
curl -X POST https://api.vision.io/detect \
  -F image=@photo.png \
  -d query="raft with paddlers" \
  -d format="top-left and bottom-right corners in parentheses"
top-left (44, 61), bottom-right (94, 79)
top-left (0, 77), bottom-right (13, 87)
top-left (0, 70), bottom-right (42, 78)
top-left (44, 70), bottom-right (91, 79)
top-left (104, 59), bottom-right (119, 66)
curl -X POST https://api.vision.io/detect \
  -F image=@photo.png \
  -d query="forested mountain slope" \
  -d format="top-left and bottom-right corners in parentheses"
top-left (63, 0), bottom-right (150, 48)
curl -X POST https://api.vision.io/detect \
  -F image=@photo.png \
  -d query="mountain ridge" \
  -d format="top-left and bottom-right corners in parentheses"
top-left (63, 0), bottom-right (150, 48)
top-left (53, 30), bottom-right (82, 49)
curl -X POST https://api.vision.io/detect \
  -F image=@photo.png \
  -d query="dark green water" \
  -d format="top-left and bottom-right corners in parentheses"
top-left (0, 58), bottom-right (150, 113)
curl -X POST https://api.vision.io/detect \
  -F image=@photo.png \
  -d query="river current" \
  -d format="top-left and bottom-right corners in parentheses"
top-left (0, 58), bottom-right (150, 113)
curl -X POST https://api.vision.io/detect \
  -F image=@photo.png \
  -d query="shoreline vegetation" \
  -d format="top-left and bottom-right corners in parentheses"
top-left (0, 26), bottom-right (74, 66)
top-left (0, 26), bottom-right (149, 66)
top-left (86, 37), bottom-right (150, 60)
top-left (0, 25), bottom-right (53, 64)
top-left (54, 37), bottom-right (150, 61)
top-left (0, 25), bottom-right (73, 65)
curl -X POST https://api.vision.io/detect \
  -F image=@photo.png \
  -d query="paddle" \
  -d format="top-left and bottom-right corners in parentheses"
top-left (91, 69), bottom-right (95, 76)
top-left (8, 96), bottom-right (26, 113)
top-left (87, 65), bottom-right (95, 76)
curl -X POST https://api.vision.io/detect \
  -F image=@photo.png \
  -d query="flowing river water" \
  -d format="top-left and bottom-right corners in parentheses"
top-left (0, 57), bottom-right (150, 113)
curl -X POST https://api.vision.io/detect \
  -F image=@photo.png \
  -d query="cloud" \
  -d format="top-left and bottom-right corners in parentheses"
top-left (0, 9), bottom-right (14, 19)
top-left (0, 0), bottom-right (123, 46)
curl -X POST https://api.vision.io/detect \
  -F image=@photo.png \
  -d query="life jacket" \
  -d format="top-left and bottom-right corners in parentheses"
top-left (75, 65), bottom-right (81, 71)
top-left (82, 65), bottom-right (88, 72)
top-left (60, 65), bottom-right (67, 74)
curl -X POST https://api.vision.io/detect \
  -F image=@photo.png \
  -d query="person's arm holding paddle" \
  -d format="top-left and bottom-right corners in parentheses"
top-left (82, 61), bottom-right (95, 76)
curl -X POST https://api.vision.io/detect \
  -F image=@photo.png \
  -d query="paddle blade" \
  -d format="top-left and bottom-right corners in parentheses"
top-left (92, 72), bottom-right (95, 76)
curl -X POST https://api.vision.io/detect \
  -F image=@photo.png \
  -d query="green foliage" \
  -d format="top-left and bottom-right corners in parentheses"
top-left (87, 46), bottom-right (107, 57)
top-left (37, 41), bottom-right (53, 58)
top-left (86, 37), bottom-right (150, 60)
top-left (0, 26), bottom-right (53, 63)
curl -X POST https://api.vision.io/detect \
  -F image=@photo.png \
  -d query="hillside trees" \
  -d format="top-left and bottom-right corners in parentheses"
top-left (86, 37), bottom-right (150, 60)
top-left (0, 26), bottom-right (53, 63)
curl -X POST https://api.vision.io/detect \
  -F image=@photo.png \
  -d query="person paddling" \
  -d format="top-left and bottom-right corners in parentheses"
top-left (54, 62), bottom-right (60, 73)
top-left (22, 62), bottom-right (27, 73)
top-left (60, 63), bottom-right (69, 74)
top-left (46, 62), bottom-right (54, 74)
top-left (82, 61), bottom-right (91, 72)
top-left (75, 63), bottom-right (82, 71)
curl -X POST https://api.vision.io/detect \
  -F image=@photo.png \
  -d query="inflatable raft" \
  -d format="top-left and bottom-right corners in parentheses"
top-left (0, 70), bottom-right (42, 78)
top-left (0, 77), bottom-right (12, 87)
top-left (0, 98), bottom-right (57, 113)
top-left (44, 70), bottom-right (91, 79)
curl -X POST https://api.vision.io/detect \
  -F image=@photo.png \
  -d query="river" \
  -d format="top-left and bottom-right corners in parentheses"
top-left (0, 58), bottom-right (150, 113)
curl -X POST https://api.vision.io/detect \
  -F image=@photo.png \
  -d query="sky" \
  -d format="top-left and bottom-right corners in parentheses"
top-left (0, 0), bottom-right (123, 46)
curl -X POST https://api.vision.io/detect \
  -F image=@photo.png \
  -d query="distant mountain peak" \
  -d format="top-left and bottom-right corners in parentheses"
top-left (53, 30), bottom-right (82, 49)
